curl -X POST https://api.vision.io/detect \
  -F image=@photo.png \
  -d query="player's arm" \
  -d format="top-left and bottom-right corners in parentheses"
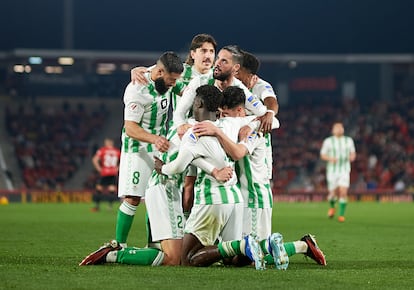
top-left (258, 96), bottom-right (279, 134)
top-left (191, 158), bottom-right (233, 182)
top-left (320, 140), bottom-right (336, 163)
top-left (193, 121), bottom-right (248, 161)
top-left (172, 80), bottom-right (199, 137)
top-left (131, 66), bottom-right (153, 85)
top-left (349, 138), bottom-right (357, 162)
top-left (124, 120), bottom-right (169, 152)
top-left (92, 152), bottom-right (101, 173)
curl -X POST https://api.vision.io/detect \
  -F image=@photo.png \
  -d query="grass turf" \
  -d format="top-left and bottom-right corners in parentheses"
top-left (0, 201), bottom-right (413, 289)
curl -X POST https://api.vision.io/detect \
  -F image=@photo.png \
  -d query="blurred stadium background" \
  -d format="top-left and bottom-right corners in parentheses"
top-left (0, 0), bottom-right (413, 202)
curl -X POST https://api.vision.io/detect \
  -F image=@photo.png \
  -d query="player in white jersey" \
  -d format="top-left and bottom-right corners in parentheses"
top-left (114, 52), bottom-right (184, 248)
top-left (154, 85), bottom-right (264, 267)
top-left (173, 45), bottom-right (271, 137)
top-left (79, 124), bottom-right (233, 267)
top-left (320, 122), bottom-right (356, 222)
top-left (130, 34), bottom-right (217, 219)
top-left (236, 50), bottom-right (279, 180)
top-left (189, 86), bottom-right (327, 269)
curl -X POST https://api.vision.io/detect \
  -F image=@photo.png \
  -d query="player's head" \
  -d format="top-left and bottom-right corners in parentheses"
top-left (104, 138), bottom-right (114, 147)
top-left (155, 51), bottom-right (184, 94)
top-left (237, 50), bottom-right (260, 88)
top-left (213, 45), bottom-right (243, 82)
top-left (186, 34), bottom-right (217, 72)
top-left (193, 84), bottom-right (223, 122)
top-left (219, 86), bottom-right (246, 118)
top-left (332, 122), bottom-right (345, 137)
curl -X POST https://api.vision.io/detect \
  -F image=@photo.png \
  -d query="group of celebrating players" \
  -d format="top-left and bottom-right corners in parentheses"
top-left (79, 34), bottom-right (327, 270)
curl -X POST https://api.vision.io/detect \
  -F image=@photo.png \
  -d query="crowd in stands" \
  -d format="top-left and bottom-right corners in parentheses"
top-left (3, 95), bottom-right (413, 194)
top-left (272, 94), bottom-right (414, 194)
top-left (5, 102), bottom-right (107, 190)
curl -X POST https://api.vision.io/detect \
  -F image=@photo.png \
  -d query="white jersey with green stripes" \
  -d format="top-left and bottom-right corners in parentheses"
top-left (173, 70), bottom-right (267, 127)
top-left (236, 132), bottom-right (273, 209)
top-left (121, 72), bottom-right (170, 153)
top-left (320, 135), bottom-right (356, 174)
top-left (147, 128), bottom-right (184, 191)
top-left (169, 64), bottom-right (212, 112)
top-left (251, 77), bottom-right (278, 180)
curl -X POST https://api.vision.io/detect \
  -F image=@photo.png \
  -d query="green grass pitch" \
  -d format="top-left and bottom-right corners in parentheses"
top-left (1, 201), bottom-right (413, 289)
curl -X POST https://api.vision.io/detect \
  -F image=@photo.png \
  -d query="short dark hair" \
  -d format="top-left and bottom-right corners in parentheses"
top-left (195, 85), bottom-right (223, 112)
top-left (241, 50), bottom-right (260, 75)
top-left (221, 86), bottom-right (245, 110)
top-left (186, 34), bottom-right (217, 65)
top-left (159, 51), bottom-right (184, 74)
top-left (221, 45), bottom-right (243, 65)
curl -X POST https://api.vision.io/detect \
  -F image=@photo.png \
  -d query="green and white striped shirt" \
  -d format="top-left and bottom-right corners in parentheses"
top-left (121, 73), bottom-right (171, 153)
top-left (320, 135), bottom-right (356, 174)
top-left (236, 132), bottom-right (273, 209)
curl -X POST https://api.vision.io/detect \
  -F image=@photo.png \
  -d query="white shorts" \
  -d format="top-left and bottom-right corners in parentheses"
top-left (184, 203), bottom-right (243, 246)
top-left (118, 151), bottom-right (157, 198)
top-left (327, 172), bottom-right (350, 191)
top-left (145, 183), bottom-right (184, 242)
top-left (242, 207), bottom-right (272, 240)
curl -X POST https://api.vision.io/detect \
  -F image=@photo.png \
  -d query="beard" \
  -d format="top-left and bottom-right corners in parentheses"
top-left (154, 77), bottom-right (169, 95)
top-left (213, 68), bottom-right (232, 81)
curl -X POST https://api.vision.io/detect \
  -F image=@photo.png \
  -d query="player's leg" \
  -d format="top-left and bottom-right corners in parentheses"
top-left (116, 151), bottom-right (153, 247)
top-left (337, 173), bottom-right (350, 222)
top-left (181, 204), bottom-right (232, 266)
top-left (145, 183), bottom-right (184, 265)
top-left (92, 183), bottom-right (103, 211)
top-left (327, 173), bottom-right (338, 218)
top-left (337, 186), bottom-right (348, 222)
top-left (182, 174), bottom-right (196, 220)
top-left (107, 183), bottom-right (117, 210)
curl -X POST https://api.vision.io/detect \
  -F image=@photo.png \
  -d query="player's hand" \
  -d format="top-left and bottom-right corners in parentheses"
top-left (238, 125), bottom-right (254, 142)
top-left (154, 136), bottom-right (169, 152)
top-left (257, 112), bottom-right (274, 134)
top-left (154, 156), bottom-right (165, 174)
top-left (177, 124), bottom-right (192, 139)
top-left (211, 166), bottom-right (233, 182)
top-left (131, 66), bottom-right (149, 85)
top-left (248, 74), bottom-right (259, 90)
top-left (193, 121), bottom-right (219, 136)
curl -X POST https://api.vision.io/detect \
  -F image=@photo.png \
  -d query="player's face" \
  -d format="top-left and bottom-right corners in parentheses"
top-left (191, 42), bottom-right (215, 73)
top-left (332, 123), bottom-right (344, 136)
top-left (219, 106), bottom-right (245, 118)
top-left (213, 49), bottom-right (236, 81)
top-left (155, 72), bottom-right (181, 94)
top-left (236, 67), bottom-right (253, 88)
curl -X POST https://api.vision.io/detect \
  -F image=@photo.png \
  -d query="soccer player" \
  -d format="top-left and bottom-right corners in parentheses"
top-left (192, 86), bottom-right (326, 269)
top-left (79, 126), bottom-right (233, 267)
top-left (115, 51), bottom-right (183, 248)
top-left (236, 50), bottom-right (278, 180)
top-left (154, 85), bottom-right (261, 267)
top-left (91, 138), bottom-right (120, 211)
top-left (320, 122), bottom-right (356, 222)
top-left (130, 33), bottom-right (217, 219)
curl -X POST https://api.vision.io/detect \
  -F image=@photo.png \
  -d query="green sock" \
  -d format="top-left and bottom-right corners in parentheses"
top-left (116, 247), bottom-right (164, 265)
top-left (264, 254), bottom-right (274, 265)
top-left (218, 240), bottom-right (243, 258)
top-left (259, 239), bottom-right (269, 255)
top-left (115, 201), bottom-right (137, 244)
top-left (329, 199), bottom-right (336, 208)
top-left (283, 242), bottom-right (297, 257)
top-left (339, 199), bottom-right (347, 216)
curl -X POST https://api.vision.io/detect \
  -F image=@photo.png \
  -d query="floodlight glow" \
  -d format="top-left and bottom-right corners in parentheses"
top-left (13, 65), bottom-right (25, 73)
top-left (28, 57), bottom-right (42, 65)
top-left (45, 66), bottom-right (63, 74)
top-left (58, 57), bottom-right (74, 65)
